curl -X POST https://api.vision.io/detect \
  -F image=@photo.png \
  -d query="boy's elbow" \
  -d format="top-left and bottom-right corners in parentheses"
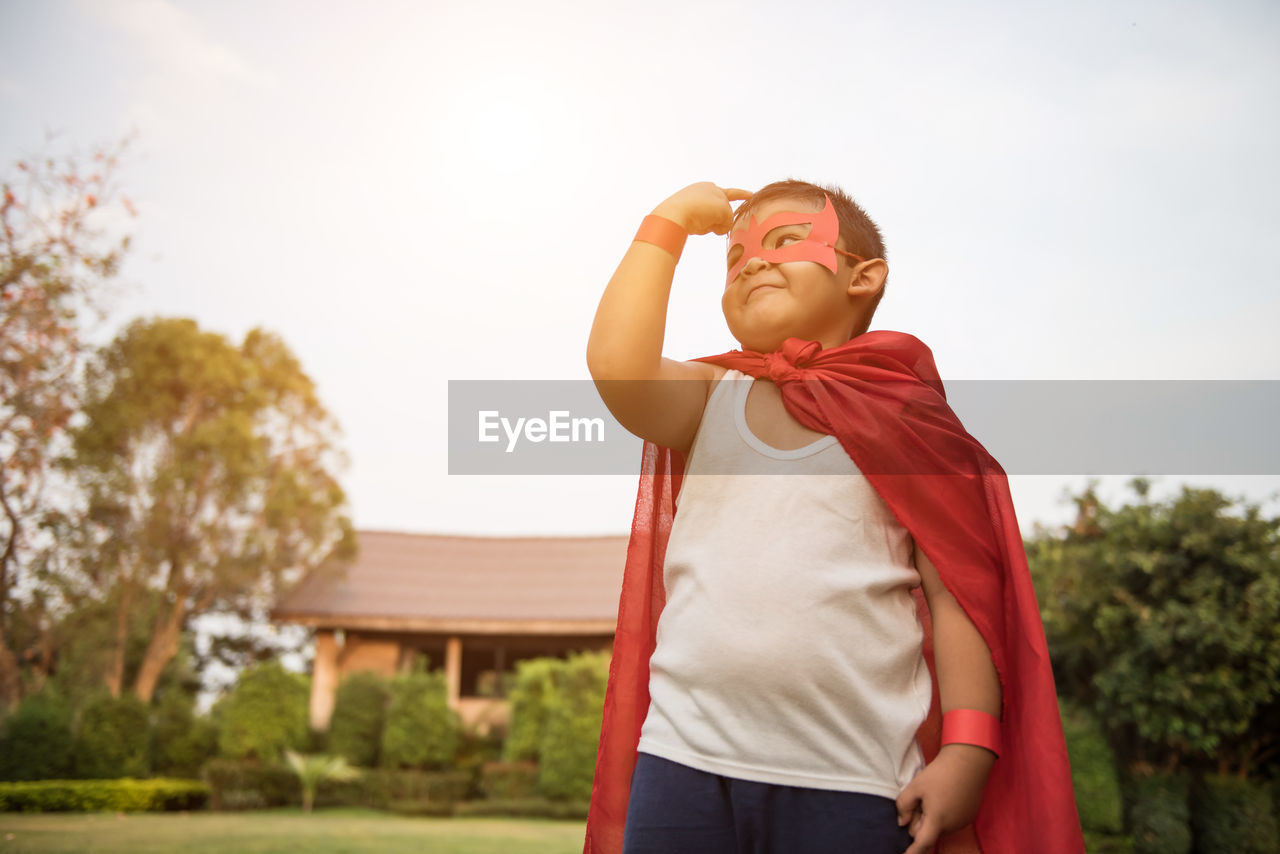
top-left (586, 346), bottom-right (621, 383)
top-left (585, 338), bottom-right (611, 380)
top-left (586, 344), bottom-right (655, 383)
top-left (586, 334), bottom-right (626, 379)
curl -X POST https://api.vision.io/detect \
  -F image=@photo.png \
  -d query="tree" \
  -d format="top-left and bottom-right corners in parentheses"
top-left (1027, 479), bottom-right (1280, 777)
top-left (69, 316), bottom-right (355, 702)
top-left (0, 136), bottom-right (135, 710)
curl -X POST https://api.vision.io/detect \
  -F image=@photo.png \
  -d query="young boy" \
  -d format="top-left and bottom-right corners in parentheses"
top-left (584, 180), bottom-right (1085, 854)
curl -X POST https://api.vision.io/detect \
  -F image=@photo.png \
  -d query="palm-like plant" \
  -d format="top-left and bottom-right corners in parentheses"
top-left (284, 749), bottom-right (362, 813)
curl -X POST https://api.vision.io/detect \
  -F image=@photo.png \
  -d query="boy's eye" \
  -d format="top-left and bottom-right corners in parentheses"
top-left (725, 224), bottom-right (813, 269)
top-left (765, 224), bottom-right (811, 248)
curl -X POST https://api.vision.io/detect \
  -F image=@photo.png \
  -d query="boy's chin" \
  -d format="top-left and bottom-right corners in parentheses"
top-left (725, 313), bottom-right (827, 353)
top-left (730, 331), bottom-right (787, 353)
top-left (725, 317), bottom-right (796, 353)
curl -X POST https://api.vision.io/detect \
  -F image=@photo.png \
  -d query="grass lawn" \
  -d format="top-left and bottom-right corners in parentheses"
top-left (0, 809), bottom-right (586, 854)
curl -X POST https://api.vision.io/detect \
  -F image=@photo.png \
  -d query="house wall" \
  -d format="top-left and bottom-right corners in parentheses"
top-left (308, 629), bottom-right (402, 730)
top-left (308, 629), bottom-right (613, 735)
top-left (340, 632), bottom-right (401, 676)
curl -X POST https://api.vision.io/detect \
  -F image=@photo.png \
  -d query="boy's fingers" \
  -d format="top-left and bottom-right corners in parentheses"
top-left (902, 815), bottom-right (940, 854)
top-left (721, 187), bottom-right (753, 201)
top-left (895, 787), bottom-right (920, 826)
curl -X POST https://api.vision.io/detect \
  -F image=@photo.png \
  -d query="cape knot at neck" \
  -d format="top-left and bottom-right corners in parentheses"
top-left (762, 338), bottom-right (822, 383)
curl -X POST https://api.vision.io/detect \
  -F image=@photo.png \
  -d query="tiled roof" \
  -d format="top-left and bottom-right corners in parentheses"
top-left (271, 530), bottom-right (628, 632)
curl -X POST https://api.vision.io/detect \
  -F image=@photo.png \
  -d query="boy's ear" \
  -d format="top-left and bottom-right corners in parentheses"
top-left (845, 258), bottom-right (888, 299)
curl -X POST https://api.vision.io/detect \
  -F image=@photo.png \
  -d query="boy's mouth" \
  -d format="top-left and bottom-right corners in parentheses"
top-left (745, 282), bottom-right (784, 299)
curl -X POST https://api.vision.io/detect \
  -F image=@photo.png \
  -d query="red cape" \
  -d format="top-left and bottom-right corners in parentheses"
top-left (584, 331), bottom-right (1085, 854)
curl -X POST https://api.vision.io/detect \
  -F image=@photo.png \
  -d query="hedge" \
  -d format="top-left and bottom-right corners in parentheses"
top-left (479, 761), bottom-right (539, 800)
top-left (316, 768), bottom-right (471, 809)
top-left (1190, 773), bottom-right (1278, 854)
top-left (453, 797), bottom-right (591, 819)
top-left (202, 759), bottom-right (469, 811)
top-left (0, 778), bottom-right (209, 813)
top-left (202, 759), bottom-right (299, 810)
top-left (1126, 771), bottom-right (1191, 854)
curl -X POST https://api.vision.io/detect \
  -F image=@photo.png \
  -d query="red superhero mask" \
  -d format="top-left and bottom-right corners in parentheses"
top-left (725, 194), bottom-right (864, 289)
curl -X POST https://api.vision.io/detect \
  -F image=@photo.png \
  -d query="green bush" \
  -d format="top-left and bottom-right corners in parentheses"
top-left (380, 668), bottom-right (459, 770)
top-left (216, 661), bottom-right (309, 763)
top-left (72, 693), bottom-right (151, 779)
top-left (1127, 771), bottom-right (1191, 854)
top-left (503, 658), bottom-right (559, 763)
top-left (149, 689), bottom-right (218, 778)
top-left (480, 761), bottom-right (539, 800)
top-left (202, 758), bottom-right (299, 810)
top-left (453, 728), bottom-right (503, 800)
top-left (1060, 697), bottom-right (1123, 833)
top-left (1083, 831), bottom-right (1135, 854)
top-left (0, 778), bottom-right (208, 812)
top-left (0, 690), bottom-right (75, 781)
top-left (1190, 773), bottom-right (1278, 854)
top-left (328, 671), bottom-right (390, 767)
top-left (537, 651), bottom-right (608, 802)
top-left (1028, 484), bottom-right (1280, 774)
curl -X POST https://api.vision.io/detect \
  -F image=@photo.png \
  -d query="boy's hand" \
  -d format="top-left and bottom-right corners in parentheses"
top-left (895, 744), bottom-right (995, 854)
top-left (651, 182), bottom-right (752, 236)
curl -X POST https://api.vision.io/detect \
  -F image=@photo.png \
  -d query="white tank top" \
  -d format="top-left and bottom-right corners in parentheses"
top-left (636, 370), bottom-right (931, 798)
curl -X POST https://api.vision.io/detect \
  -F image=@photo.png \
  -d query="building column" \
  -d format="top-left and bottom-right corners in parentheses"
top-left (445, 635), bottom-right (462, 711)
top-left (311, 629), bottom-right (340, 731)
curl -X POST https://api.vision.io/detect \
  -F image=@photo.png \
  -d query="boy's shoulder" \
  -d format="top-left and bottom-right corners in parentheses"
top-left (705, 361), bottom-right (729, 386)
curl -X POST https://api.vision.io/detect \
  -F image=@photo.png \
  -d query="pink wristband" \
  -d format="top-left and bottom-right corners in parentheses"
top-left (940, 708), bottom-right (1002, 758)
top-left (634, 214), bottom-right (687, 263)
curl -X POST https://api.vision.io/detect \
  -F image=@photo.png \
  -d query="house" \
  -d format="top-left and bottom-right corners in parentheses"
top-left (271, 530), bottom-right (627, 733)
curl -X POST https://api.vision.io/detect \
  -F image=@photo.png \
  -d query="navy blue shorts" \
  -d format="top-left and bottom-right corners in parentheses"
top-left (622, 752), bottom-right (915, 854)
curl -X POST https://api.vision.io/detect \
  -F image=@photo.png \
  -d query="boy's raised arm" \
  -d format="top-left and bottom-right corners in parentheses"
top-left (586, 182), bottom-right (751, 455)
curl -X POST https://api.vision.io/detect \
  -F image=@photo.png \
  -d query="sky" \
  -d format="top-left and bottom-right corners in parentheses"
top-left (3, 0), bottom-right (1279, 542)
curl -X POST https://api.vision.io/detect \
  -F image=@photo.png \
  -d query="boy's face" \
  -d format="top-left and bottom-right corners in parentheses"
top-left (721, 195), bottom-right (860, 353)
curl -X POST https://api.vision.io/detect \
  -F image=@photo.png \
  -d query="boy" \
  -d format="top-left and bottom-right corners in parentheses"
top-left (585, 180), bottom-right (1084, 854)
